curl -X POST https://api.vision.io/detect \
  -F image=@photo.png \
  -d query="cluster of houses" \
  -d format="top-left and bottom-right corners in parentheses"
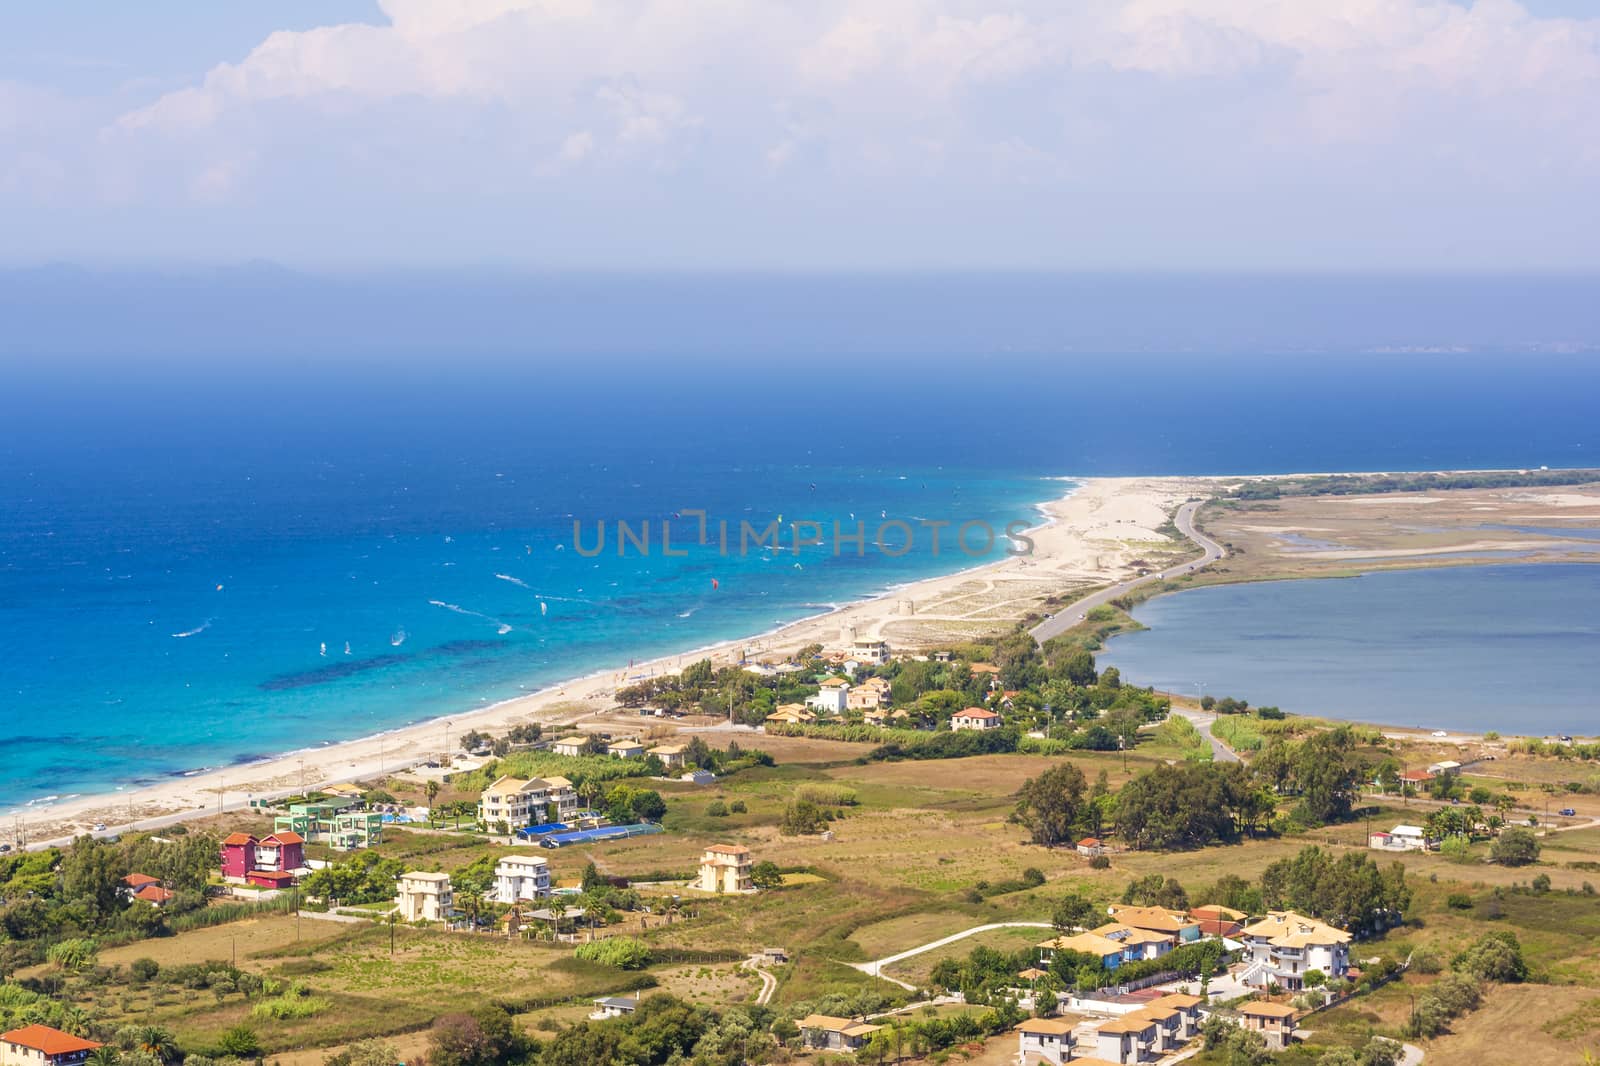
top-left (1010, 905), bottom-right (1352, 1063)
top-left (392, 842), bottom-right (757, 927)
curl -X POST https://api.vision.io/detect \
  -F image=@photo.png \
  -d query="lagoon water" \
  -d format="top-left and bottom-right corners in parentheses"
top-left (4, 350), bottom-right (1600, 808)
top-left (1099, 564), bottom-right (1600, 736)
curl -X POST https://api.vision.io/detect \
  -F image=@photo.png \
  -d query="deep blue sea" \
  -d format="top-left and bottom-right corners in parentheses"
top-left (3, 350), bottom-right (1598, 810)
top-left (1099, 565), bottom-right (1600, 736)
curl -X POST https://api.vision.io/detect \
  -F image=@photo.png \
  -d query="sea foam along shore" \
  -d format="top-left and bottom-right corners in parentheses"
top-left (20, 475), bottom-right (1211, 849)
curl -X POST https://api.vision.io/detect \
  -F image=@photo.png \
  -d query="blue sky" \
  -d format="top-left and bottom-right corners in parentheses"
top-left (3, 1), bottom-right (1599, 271)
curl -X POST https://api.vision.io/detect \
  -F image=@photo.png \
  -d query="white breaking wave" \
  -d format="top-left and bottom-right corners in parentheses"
top-left (172, 619), bottom-right (213, 638)
top-left (494, 573), bottom-right (531, 589)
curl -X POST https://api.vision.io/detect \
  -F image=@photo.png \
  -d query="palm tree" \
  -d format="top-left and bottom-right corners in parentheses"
top-left (425, 780), bottom-right (441, 823)
top-left (87, 1048), bottom-right (121, 1066)
top-left (136, 1027), bottom-right (178, 1065)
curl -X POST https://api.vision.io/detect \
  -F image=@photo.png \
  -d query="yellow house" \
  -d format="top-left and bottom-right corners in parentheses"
top-left (648, 744), bottom-right (687, 769)
top-left (697, 844), bottom-right (756, 894)
top-left (765, 704), bottom-right (815, 726)
top-left (396, 872), bottom-right (452, 922)
top-left (551, 735), bottom-right (588, 757)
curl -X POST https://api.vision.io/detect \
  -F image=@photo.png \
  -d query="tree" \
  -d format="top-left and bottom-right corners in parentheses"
top-left (780, 799), bottom-right (827, 835)
top-left (1490, 827), bottom-right (1540, 867)
top-left (134, 1028), bottom-right (178, 1065)
top-left (60, 835), bottom-right (123, 922)
top-left (1454, 931), bottom-right (1527, 982)
top-left (425, 779), bottom-right (441, 819)
top-left (1293, 728), bottom-right (1362, 824)
top-left (1051, 892), bottom-right (1097, 933)
top-left (1013, 763), bottom-right (1088, 847)
top-left (750, 861), bottom-right (784, 889)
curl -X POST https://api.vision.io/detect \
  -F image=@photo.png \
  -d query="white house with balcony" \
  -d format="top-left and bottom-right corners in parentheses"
top-left (492, 854), bottom-right (552, 904)
top-left (478, 775), bottom-right (577, 830)
top-left (1016, 1018), bottom-right (1076, 1065)
top-left (396, 872), bottom-right (453, 922)
top-left (806, 676), bottom-right (850, 715)
top-left (1238, 911), bottom-right (1351, 991)
top-left (1093, 1014), bottom-right (1159, 1064)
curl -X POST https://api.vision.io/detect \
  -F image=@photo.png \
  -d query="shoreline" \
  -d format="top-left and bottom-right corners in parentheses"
top-left (21, 470), bottom-right (1598, 848)
top-left (28, 474), bottom-right (1200, 849)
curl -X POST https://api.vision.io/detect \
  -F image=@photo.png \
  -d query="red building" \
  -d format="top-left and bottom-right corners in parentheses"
top-left (220, 831), bottom-right (305, 887)
top-left (258, 831), bottom-right (306, 872)
top-left (220, 833), bottom-right (257, 882)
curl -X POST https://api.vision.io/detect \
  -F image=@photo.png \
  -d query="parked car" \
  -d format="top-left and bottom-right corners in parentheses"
top-left (1561, 807), bottom-right (1577, 817)
top-left (1431, 730), bottom-right (1449, 738)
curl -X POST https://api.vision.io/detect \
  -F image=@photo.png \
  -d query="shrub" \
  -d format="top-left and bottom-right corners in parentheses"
top-left (793, 783), bottom-right (860, 806)
top-left (706, 800), bottom-right (729, 817)
top-left (129, 958), bottom-right (160, 982)
top-left (1089, 855), bottom-right (1111, 870)
top-left (1446, 893), bottom-right (1473, 910)
top-left (573, 937), bottom-right (652, 970)
top-left (729, 800), bottom-right (747, 813)
top-left (1531, 873), bottom-right (1552, 894)
top-left (251, 995), bottom-right (331, 1020)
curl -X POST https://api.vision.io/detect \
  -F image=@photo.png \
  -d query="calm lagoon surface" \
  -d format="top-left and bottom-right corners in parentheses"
top-left (1099, 564), bottom-right (1600, 736)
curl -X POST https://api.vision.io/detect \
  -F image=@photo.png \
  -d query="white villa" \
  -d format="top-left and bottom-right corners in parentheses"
top-left (396, 871), bottom-right (453, 922)
top-left (551, 735), bottom-right (588, 757)
top-left (1369, 824), bottom-right (1430, 852)
top-left (951, 707), bottom-right (1002, 731)
top-left (608, 739), bottom-right (646, 759)
top-left (492, 854), bottom-right (551, 904)
top-left (807, 677), bottom-right (850, 715)
top-left (1238, 911), bottom-right (1352, 991)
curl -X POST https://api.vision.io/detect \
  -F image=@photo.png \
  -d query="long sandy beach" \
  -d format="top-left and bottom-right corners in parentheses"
top-left (19, 475), bottom-right (1212, 848)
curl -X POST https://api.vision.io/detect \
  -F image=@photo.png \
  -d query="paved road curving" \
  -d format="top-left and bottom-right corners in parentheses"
top-left (850, 921), bottom-right (1056, 989)
top-left (1029, 499), bottom-right (1223, 646)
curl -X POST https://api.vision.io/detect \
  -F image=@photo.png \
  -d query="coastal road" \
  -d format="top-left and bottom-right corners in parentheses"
top-left (1170, 706), bottom-right (1242, 764)
top-left (1029, 499), bottom-right (1223, 646)
top-left (850, 921), bottom-right (1055, 989)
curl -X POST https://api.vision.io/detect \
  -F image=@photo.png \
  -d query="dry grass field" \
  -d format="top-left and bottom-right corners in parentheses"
top-left (31, 712), bottom-right (1600, 1065)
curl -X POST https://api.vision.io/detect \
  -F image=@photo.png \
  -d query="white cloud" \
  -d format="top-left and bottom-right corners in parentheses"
top-left (4, 0), bottom-right (1600, 266)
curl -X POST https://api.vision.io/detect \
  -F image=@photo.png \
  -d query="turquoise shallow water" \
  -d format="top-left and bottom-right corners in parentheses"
top-left (1099, 564), bottom-right (1600, 735)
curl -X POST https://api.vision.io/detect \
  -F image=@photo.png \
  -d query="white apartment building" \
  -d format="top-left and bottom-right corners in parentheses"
top-left (492, 854), bottom-right (552, 904)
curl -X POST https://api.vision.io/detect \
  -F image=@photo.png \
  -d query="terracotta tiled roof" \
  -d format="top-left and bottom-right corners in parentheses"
top-left (1, 1025), bottom-right (104, 1056)
top-left (222, 832), bottom-right (257, 846)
